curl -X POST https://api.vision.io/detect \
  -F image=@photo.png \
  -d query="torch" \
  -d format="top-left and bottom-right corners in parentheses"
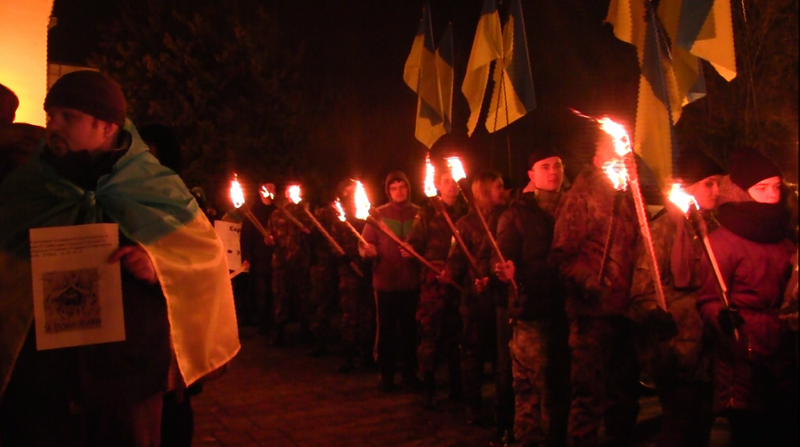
top-left (424, 154), bottom-right (480, 276)
top-left (668, 184), bottom-right (738, 340)
top-left (276, 185), bottom-right (311, 234)
top-left (598, 160), bottom-right (628, 284)
top-left (335, 199), bottom-right (369, 245)
top-left (447, 156), bottom-right (518, 294)
top-left (229, 174), bottom-right (271, 240)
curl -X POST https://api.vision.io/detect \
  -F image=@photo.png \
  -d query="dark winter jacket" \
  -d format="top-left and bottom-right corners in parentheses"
top-left (362, 201), bottom-right (420, 292)
top-left (407, 196), bottom-right (469, 266)
top-left (550, 166), bottom-right (639, 319)
top-left (696, 224), bottom-right (795, 412)
top-left (495, 191), bottom-right (564, 321)
top-left (240, 201), bottom-right (275, 267)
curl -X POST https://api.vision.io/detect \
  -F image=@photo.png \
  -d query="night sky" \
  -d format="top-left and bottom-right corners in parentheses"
top-left (48, 0), bottom-right (641, 198)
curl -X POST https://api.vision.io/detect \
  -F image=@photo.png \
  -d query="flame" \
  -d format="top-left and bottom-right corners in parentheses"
top-left (230, 174), bottom-right (245, 208)
top-left (260, 184), bottom-right (274, 200)
top-left (287, 185), bottom-right (302, 204)
top-left (602, 160), bottom-right (628, 191)
top-left (334, 199), bottom-right (347, 222)
top-left (446, 157), bottom-right (467, 182)
top-left (667, 183), bottom-right (698, 214)
top-left (597, 117), bottom-right (632, 157)
top-left (424, 153), bottom-right (437, 198)
top-left (354, 181), bottom-right (371, 220)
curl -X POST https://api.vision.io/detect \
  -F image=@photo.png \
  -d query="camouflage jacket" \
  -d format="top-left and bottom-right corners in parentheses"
top-left (309, 204), bottom-right (340, 268)
top-left (267, 202), bottom-right (311, 269)
top-left (408, 196), bottom-right (469, 266)
top-left (446, 210), bottom-right (485, 286)
top-left (549, 165), bottom-right (639, 318)
top-left (629, 204), bottom-right (718, 381)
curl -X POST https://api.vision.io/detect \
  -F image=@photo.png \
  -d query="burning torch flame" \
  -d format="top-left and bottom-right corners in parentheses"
top-left (230, 174), bottom-right (245, 208)
top-left (334, 199), bottom-right (347, 222)
top-left (597, 117), bottom-right (632, 157)
top-left (354, 181), bottom-right (371, 220)
top-left (287, 185), bottom-right (302, 205)
top-left (446, 157), bottom-right (467, 182)
top-left (260, 185), bottom-right (274, 200)
top-left (667, 183), bottom-right (698, 214)
top-left (602, 160), bottom-right (628, 191)
top-left (424, 153), bottom-right (437, 198)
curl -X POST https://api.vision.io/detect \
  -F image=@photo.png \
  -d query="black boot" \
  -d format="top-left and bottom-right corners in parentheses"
top-left (421, 371), bottom-right (436, 410)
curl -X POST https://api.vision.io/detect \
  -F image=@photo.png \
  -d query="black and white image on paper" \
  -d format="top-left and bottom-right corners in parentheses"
top-left (43, 268), bottom-right (102, 334)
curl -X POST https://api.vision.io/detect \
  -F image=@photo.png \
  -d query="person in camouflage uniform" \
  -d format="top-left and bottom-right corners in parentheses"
top-left (266, 185), bottom-right (312, 346)
top-left (628, 149), bottom-right (726, 447)
top-left (408, 158), bottom-right (468, 409)
top-left (307, 198), bottom-right (341, 356)
top-left (494, 150), bottom-right (570, 447)
top-left (446, 171), bottom-right (505, 424)
top-left (549, 133), bottom-right (640, 447)
top-left (331, 180), bottom-right (376, 372)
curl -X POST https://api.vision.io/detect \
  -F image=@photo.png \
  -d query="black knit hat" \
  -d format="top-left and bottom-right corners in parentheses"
top-left (44, 71), bottom-right (126, 126)
top-left (729, 149), bottom-right (782, 190)
top-left (527, 147), bottom-right (560, 169)
top-left (674, 148), bottom-right (726, 185)
top-left (384, 170), bottom-right (411, 200)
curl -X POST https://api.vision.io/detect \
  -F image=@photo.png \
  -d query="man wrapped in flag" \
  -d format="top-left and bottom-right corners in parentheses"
top-left (0, 71), bottom-right (239, 445)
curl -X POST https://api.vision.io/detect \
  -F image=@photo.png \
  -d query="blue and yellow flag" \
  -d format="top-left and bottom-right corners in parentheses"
top-left (404, 3), bottom-right (446, 148)
top-left (462, 0), bottom-right (503, 137)
top-left (607, 0), bottom-right (736, 182)
top-left (486, 0), bottom-right (536, 133)
top-left (435, 24), bottom-right (454, 134)
top-left (0, 122), bottom-right (240, 397)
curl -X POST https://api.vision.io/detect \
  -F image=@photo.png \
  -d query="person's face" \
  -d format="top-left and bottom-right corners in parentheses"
top-left (528, 156), bottom-right (564, 192)
top-left (45, 106), bottom-right (111, 156)
top-left (748, 176), bottom-right (782, 204)
top-left (489, 178), bottom-right (505, 206)
top-left (688, 175), bottom-right (721, 210)
top-left (593, 134), bottom-right (617, 167)
top-left (389, 181), bottom-right (408, 204)
top-left (436, 172), bottom-right (459, 201)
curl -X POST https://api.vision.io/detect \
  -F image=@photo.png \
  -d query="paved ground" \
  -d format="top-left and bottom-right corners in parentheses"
top-left (192, 325), bottom-right (731, 447)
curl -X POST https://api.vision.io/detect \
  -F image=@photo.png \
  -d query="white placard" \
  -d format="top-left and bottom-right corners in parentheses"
top-left (30, 223), bottom-right (125, 350)
top-left (214, 220), bottom-right (242, 270)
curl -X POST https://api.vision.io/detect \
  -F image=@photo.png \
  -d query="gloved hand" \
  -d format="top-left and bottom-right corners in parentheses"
top-left (717, 307), bottom-right (744, 337)
top-left (646, 307), bottom-right (678, 340)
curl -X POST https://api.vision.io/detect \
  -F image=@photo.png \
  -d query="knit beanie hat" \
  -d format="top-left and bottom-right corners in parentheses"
top-left (384, 170), bottom-right (411, 200)
top-left (729, 149), bottom-right (782, 190)
top-left (527, 146), bottom-right (560, 169)
top-left (674, 148), bottom-right (726, 185)
top-left (44, 70), bottom-right (126, 126)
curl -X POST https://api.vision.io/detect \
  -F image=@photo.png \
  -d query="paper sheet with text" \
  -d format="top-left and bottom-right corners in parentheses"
top-left (30, 223), bottom-right (125, 350)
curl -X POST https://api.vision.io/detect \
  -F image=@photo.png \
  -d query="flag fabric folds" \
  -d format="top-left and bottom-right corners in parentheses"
top-left (435, 24), bottom-right (454, 134)
top-left (606, 0), bottom-right (736, 182)
top-left (462, 0), bottom-right (503, 136)
top-left (404, 4), bottom-right (446, 148)
top-left (486, 0), bottom-right (536, 133)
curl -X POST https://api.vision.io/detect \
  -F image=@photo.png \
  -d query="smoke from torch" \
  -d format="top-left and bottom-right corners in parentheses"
top-left (230, 174), bottom-right (245, 208)
top-left (424, 153), bottom-right (437, 198)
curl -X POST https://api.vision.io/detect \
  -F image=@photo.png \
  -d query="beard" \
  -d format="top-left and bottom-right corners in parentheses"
top-left (46, 133), bottom-right (71, 157)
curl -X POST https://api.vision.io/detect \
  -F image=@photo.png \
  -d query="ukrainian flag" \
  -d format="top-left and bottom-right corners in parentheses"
top-left (0, 122), bottom-right (240, 397)
top-left (486, 0), bottom-right (536, 133)
top-left (404, 3), bottom-right (446, 148)
top-left (607, 0), bottom-right (736, 182)
top-left (436, 24), bottom-right (454, 134)
top-left (462, 0), bottom-right (503, 137)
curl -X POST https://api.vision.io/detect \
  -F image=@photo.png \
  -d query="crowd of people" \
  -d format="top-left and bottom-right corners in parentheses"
top-left (1, 71), bottom-right (798, 447)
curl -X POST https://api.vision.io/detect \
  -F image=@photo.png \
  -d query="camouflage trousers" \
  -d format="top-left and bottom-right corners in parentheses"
top-left (272, 264), bottom-right (311, 326)
top-left (460, 288), bottom-right (496, 406)
top-left (309, 265), bottom-right (339, 342)
top-left (510, 318), bottom-right (571, 446)
top-left (338, 266), bottom-right (375, 350)
top-left (416, 270), bottom-right (462, 376)
top-left (568, 316), bottom-right (640, 447)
